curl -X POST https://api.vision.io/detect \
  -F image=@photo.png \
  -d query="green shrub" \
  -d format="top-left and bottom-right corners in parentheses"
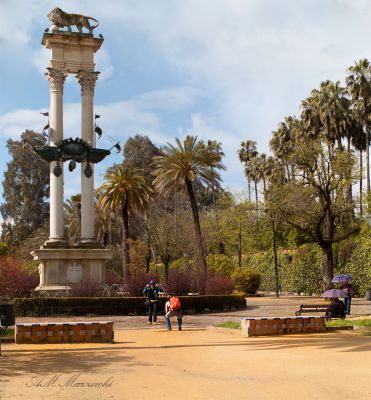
top-left (206, 254), bottom-right (234, 276)
top-left (240, 245), bottom-right (323, 295)
top-left (232, 269), bottom-right (261, 294)
top-left (13, 295), bottom-right (246, 317)
top-left (169, 257), bottom-right (193, 271)
top-left (341, 223), bottom-right (371, 296)
top-left (283, 246), bottom-right (323, 295)
top-left (0, 242), bottom-right (8, 256)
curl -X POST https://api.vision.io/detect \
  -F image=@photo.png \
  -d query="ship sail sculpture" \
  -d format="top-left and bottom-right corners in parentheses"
top-left (34, 137), bottom-right (111, 177)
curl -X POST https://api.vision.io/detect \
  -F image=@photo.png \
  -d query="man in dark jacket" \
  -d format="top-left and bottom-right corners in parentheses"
top-left (143, 281), bottom-right (159, 325)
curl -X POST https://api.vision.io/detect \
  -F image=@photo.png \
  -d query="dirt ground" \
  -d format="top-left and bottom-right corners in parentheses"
top-left (1, 328), bottom-right (370, 400)
top-left (1, 296), bottom-right (370, 400)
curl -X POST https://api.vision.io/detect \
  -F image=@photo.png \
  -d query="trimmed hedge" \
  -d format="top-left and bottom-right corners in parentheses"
top-left (13, 295), bottom-right (246, 317)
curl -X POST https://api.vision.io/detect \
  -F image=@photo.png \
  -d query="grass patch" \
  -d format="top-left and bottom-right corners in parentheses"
top-left (326, 318), bottom-right (371, 327)
top-left (0, 328), bottom-right (14, 337)
top-left (216, 321), bottom-right (241, 330)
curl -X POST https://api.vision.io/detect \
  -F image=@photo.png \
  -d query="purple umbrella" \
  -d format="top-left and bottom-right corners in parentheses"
top-left (322, 289), bottom-right (348, 298)
top-left (331, 274), bottom-right (352, 283)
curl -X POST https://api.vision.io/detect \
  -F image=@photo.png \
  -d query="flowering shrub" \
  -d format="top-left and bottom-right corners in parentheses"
top-left (164, 269), bottom-right (195, 295)
top-left (0, 256), bottom-right (38, 299)
top-left (124, 271), bottom-right (158, 296)
top-left (205, 272), bottom-right (234, 295)
top-left (69, 277), bottom-right (101, 297)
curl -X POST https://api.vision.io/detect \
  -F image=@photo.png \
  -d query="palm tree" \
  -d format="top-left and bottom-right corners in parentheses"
top-left (96, 164), bottom-right (152, 280)
top-left (238, 140), bottom-right (257, 201)
top-left (347, 59), bottom-right (371, 198)
top-left (205, 140), bottom-right (226, 253)
top-left (153, 136), bottom-right (224, 289)
top-left (317, 80), bottom-right (349, 149)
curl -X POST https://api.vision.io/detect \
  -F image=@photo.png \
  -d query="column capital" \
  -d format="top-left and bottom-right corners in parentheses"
top-left (76, 71), bottom-right (100, 95)
top-left (45, 67), bottom-right (67, 92)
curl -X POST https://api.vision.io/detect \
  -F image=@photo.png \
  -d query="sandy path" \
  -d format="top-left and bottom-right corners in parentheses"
top-left (1, 328), bottom-right (370, 400)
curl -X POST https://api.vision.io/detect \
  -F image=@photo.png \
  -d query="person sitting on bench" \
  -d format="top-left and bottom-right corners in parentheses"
top-left (326, 297), bottom-right (346, 319)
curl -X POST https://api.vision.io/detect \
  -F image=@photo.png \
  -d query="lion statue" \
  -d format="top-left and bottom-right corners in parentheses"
top-left (47, 8), bottom-right (99, 34)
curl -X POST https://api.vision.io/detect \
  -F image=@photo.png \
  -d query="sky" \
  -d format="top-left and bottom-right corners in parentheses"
top-left (1, 0), bottom-right (371, 201)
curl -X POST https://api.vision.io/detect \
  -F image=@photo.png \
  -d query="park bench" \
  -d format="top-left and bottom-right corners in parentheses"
top-left (295, 304), bottom-right (345, 319)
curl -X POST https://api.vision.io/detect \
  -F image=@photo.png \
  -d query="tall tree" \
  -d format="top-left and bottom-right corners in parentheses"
top-left (96, 164), bottom-right (152, 280)
top-left (123, 134), bottom-right (161, 181)
top-left (153, 136), bottom-right (224, 291)
top-left (271, 133), bottom-right (359, 289)
top-left (1, 130), bottom-right (49, 245)
top-left (346, 59), bottom-right (371, 199)
top-left (237, 140), bottom-right (257, 202)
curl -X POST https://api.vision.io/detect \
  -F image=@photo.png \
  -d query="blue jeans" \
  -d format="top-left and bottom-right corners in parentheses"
top-left (165, 310), bottom-right (183, 330)
top-left (344, 297), bottom-right (351, 314)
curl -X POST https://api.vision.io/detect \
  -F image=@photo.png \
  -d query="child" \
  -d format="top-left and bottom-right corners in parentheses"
top-left (164, 295), bottom-right (183, 331)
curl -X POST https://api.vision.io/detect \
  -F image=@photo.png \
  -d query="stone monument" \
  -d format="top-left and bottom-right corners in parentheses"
top-left (32, 8), bottom-right (113, 295)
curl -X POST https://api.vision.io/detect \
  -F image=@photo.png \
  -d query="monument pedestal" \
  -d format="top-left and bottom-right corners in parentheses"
top-left (32, 247), bottom-right (114, 296)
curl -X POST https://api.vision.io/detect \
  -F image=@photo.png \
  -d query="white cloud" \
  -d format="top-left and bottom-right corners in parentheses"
top-left (2, 0), bottom-right (371, 194)
top-left (0, 84), bottom-right (204, 197)
top-left (95, 49), bottom-right (114, 81)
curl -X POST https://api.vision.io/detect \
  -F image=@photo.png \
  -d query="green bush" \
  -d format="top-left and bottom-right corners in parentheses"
top-left (239, 245), bottom-right (323, 295)
top-left (283, 246), bottom-right (323, 295)
top-left (13, 295), bottom-right (246, 317)
top-left (0, 242), bottom-right (8, 256)
top-left (232, 269), bottom-right (261, 294)
top-left (341, 223), bottom-right (371, 296)
top-left (206, 254), bottom-right (234, 276)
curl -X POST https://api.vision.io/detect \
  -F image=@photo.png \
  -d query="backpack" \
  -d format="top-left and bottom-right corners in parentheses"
top-left (169, 297), bottom-right (181, 310)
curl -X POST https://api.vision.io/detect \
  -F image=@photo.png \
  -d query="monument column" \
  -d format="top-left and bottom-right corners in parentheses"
top-left (77, 71), bottom-right (99, 243)
top-left (45, 67), bottom-right (67, 244)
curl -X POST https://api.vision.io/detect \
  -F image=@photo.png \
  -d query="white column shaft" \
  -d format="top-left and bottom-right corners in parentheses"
top-left (46, 68), bottom-right (66, 242)
top-left (81, 92), bottom-right (95, 241)
top-left (77, 71), bottom-right (99, 243)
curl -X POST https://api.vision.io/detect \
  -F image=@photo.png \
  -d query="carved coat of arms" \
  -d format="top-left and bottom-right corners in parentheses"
top-left (66, 263), bottom-right (83, 283)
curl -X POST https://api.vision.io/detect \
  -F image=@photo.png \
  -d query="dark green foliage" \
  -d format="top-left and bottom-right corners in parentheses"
top-left (337, 223), bottom-right (371, 295)
top-left (1, 130), bottom-right (49, 245)
top-left (13, 295), bottom-right (246, 316)
top-left (123, 134), bottom-right (161, 181)
top-left (232, 269), bottom-right (261, 294)
top-left (242, 245), bottom-right (323, 295)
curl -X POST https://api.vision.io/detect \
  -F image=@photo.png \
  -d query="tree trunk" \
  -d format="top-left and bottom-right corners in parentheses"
top-left (254, 180), bottom-right (259, 225)
top-left (321, 243), bottom-right (334, 290)
top-left (321, 210), bottom-right (335, 290)
top-left (163, 260), bottom-right (169, 283)
top-left (238, 221), bottom-right (242, 268)
top-left (360, 149), bottom-right (363, 218)
top-left (185, 178), bottom-right (207, 291)
top-left (347, 136), bottom-right (353, 206)
top-left (366, 128), bottom-right (370, 194)
top-left (121, 197), bottom-right (130, 281)
top-left (144, 213), bottom-right (151, 273)
top-left (248, 177), bottom-right (251, 203)
top-left (272, 223), bottom-right (279, 298)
